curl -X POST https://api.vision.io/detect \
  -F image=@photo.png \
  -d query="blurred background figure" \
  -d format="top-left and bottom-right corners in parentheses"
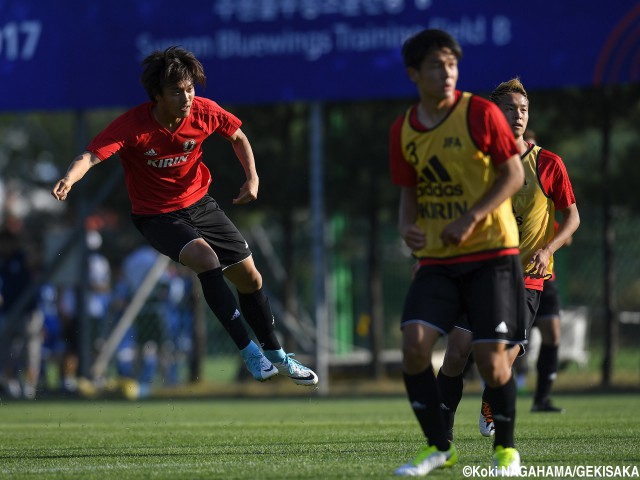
top-left (85, 229), bottom-right (113, 372)
top-left (96, 244), bottom-right (196, 396)
top-left (157, 263), bottom-right (195, 386)
top-left (108, 245), bottom-right (159, 384)
top-left (0, 228), bottom-right (43, 399)
top-left (524, 129), bottom-right (537, 144)
top-left (38, 283), bottom-right (65, 394)
top-left (57, 284), bottom-right (80, 394)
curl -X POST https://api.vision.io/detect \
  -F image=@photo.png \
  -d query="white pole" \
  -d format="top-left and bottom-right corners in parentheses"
top-left (91, 255), bottom-right (170, 380)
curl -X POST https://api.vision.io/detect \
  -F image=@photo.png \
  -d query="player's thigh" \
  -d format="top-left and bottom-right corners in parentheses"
top-left (536, 279), bottom-right (560, 321)
top-left (524, 288), bottom-right (542, 337)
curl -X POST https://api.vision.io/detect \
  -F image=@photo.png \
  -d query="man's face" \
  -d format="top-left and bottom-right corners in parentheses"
top-left (407, 47), bottom-right (458, 102)
top-left (496, 92), bottom-right (529, 138)
top-left (155, 79), bottom-right (195, 119)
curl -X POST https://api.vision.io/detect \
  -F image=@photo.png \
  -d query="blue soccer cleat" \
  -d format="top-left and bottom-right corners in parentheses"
top-left (241, 342), bottom-right (278, 382)
top-left (274, 353), bottom-right (318, 386)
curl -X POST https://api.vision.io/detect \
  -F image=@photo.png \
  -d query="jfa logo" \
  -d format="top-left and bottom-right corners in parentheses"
top-left (183, 139), bottom-right (196, 152)
top-left (443, 137), bottom-right (462, 148)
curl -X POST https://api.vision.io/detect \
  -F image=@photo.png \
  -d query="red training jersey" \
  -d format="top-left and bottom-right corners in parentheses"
top-left (87, 96), bottom-right (241, 215)
top-left (534, 147), bottom-right (576, 212)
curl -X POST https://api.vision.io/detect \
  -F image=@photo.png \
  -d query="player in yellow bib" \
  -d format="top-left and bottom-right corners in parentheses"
top-left (390, 30), bottom-right (526, 476)
top-left (434, 78), bottom-right (580, 445)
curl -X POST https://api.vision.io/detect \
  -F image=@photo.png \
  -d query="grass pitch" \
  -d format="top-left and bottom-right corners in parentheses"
top-left (0, 393), bottom-right (638, 479)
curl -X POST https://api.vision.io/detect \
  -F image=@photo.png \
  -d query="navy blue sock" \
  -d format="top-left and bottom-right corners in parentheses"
top-left (198, 268), bottom-right (250, 349)
top-left (238, 288), bottom-right (281, 351)
top-left (535, 345), bottom-right (559, 404)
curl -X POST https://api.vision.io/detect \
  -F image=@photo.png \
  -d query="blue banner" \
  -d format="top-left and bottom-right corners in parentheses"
top-left (1, 0), bottom-right (638, 111)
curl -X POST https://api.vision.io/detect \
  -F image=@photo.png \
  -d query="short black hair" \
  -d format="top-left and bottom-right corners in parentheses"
top-left (140, 46), bottom-right (207, 101)
top-left (401, 29), bottom-right (463, 69)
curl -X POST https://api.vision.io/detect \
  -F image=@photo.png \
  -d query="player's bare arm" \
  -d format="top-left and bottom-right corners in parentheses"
top-left (528, 203), bottom-right (580, 277)
top-left (228, 128), bottom-right (259, 205)
top-left (51, 151), bottom-right (102, 201)
top-left (398, 186), bottom-right (426, 251)
top-left (441, 154), bottom-right (524, 246)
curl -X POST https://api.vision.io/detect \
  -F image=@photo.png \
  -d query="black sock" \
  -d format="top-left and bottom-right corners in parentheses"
top-left (484, 375), bottom-right (517, 449)
top-left (403, 367), bottom-right (449, 451)
top-left (436, 369), bottom-right (464, 440)
top-left (535, 345), bottom-right (559, 404)
top-left (238, 288), bottom-right (281, 351)
top-left (197, 268), bottom-right (250, 350)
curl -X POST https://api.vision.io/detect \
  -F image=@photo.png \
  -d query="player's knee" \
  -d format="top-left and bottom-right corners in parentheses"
top-left (475, 353), bottom-right (511, 387)
top-left (243, 269), bottom-right (262, 292)
top-left (442, 331), bottom-right (472, 375)
top-left (227, 260), bottom-right (263, 293)
top-left (539, 318), bottom-right (561, 346)
top-left (180, 239), bottom-right (219, 272)
top-left (401, 342), bottom-right (432, 373)
top-left (442, 347), bottom-right (470, 375)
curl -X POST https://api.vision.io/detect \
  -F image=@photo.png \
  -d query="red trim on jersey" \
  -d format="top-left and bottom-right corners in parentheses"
top-left (389, 114), bottom-right (414, 185)
top-left (87, 97), bottom-right (241, 215)
top-left (535, 146), bottom-right (576, 211)
top-left (418, 248), bottom-right (520, 266)
top-left (468, 95), bottom-right (520, 165)
top-left (389, 91), bottom-right (519, 187)
top-left (524, 150), bottom-right (575, 290)
top-left (524, 276), bottom-right (545, 290)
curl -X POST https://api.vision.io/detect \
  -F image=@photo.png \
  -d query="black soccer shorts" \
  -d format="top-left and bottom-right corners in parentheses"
top-left (535, 279), bottom-right (561, 321)
top-left (401, 254), bottom-right (526, 347)
top-left (131, 194), bottom-right (252, 268)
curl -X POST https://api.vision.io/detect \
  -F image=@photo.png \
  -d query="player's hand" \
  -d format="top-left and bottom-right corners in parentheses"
top-left (51, 179), bottom-right (72, 201)
top-left (441, 214), bottom-right (476, 246)
top-left (526, 247), bottom-right (552, 278)
top-left (401, 224), bottom-right (426, 251)
top-left (232, 178), bottom-right (259, 205)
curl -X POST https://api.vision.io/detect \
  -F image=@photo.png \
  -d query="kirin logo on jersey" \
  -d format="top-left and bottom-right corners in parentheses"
top-left (183, 139), bottom-right (196, 152)
top-left (147, 155), bottom-right (190, 168)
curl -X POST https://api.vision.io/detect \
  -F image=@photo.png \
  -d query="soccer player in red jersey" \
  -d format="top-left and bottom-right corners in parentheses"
top-left (389, 30), bottom-right (526, 476)
top-left (436, 78), bottom-right (580, 445)
top-left (51, 46), bottom-right (317, 386)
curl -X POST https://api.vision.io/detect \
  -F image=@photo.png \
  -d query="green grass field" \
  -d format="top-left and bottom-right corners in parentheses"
top-left (1, 393), bottom-right (638, 479)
